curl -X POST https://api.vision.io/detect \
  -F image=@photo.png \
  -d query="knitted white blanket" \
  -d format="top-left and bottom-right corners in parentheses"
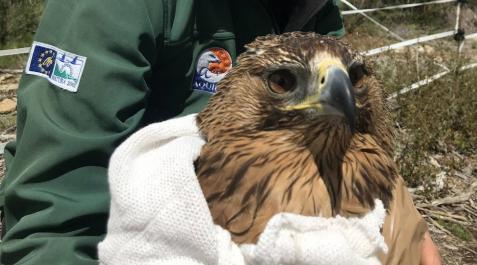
top-left (98, 114), bottom-right (388, 265)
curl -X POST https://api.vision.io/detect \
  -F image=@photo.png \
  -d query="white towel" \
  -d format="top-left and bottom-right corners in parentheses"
top-left (98, 114), bottom-right (388, 265)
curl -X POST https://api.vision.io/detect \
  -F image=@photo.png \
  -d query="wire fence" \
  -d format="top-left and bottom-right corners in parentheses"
top-left (0, 47), bottom-right (30, 57)
top-left (341, 0), bottom-right (457, 15)
top-left (341, 0), bottom-right (476, 98)
top-left (0, 0), bottom-right (476, 100)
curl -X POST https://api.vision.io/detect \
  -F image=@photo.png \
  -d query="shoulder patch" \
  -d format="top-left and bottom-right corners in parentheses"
top-left (192, 47), bottom-right (232, 94)
top-left (25, 41), bottom-right (87, 92)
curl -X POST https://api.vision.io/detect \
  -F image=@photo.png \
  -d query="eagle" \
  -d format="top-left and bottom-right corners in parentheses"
top-left (195, 32), bottom-right (425, 264)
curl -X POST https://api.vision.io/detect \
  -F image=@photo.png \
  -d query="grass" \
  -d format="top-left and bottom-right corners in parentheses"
top-left (438, 219), bottom-right (474, 242)
top-left (394, 65), bottom-right (477, 187)
top-left (0, 0), bottom-right (43, 69)
top-left (0, 54), bottom-right (29, 69)
top-left (0, 112), bottom-right (17, 131)
top-left (342, 1), bottom-right (455, 38)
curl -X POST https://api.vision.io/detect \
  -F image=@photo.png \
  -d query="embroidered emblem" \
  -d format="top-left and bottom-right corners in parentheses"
top-left (192, 47), bottom-right (232, 94)
top-left (26, 41), bottom-right (87, 92)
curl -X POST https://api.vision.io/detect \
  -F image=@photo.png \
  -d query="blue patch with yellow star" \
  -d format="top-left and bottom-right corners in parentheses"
top-left (28, 44), bottom-right (57, 77)
top-left (26, 41), bottom-right (87, 92)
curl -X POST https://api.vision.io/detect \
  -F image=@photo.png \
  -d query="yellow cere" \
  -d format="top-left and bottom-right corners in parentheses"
top-left (281, 57), bottom-right (347, 111)
top-left (317, 57), bottom-right (348, 77)
top-left (282, 97), bottom-right (324, 111)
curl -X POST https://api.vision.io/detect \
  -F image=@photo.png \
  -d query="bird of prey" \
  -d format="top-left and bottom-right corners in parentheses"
top-left (195, 32), bottom-right (425, 263)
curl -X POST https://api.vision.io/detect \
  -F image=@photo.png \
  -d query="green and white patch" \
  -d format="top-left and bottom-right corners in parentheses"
top-left (26, 41), bottom-right (87, 92)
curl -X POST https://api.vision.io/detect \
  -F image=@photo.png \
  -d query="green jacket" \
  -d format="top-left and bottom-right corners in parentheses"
top-left (0, 0), bottom-right (344, 264)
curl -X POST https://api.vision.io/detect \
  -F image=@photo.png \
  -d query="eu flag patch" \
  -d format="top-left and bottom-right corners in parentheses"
top-left (26, 41), bottom-right (87, 92)
top-left (28, 45), bottom-right (57, 77)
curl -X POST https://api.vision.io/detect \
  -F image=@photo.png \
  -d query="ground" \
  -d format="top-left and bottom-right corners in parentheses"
top-left (0, 1), bottom-right (477, 264)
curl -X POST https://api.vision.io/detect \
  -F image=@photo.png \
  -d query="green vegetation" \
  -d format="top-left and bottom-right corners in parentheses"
top-left (0, 112), bottom-right (17, 131)
top-left (438, 219), bottom-right (474, 242)
top-left (364, 50), bottom-right (475, 190)
top-left (394, 66), bottom-right (477, 188)
top-left (367, 49), bottom-right (477, 190)
top-left (342, 1), bottom-right (455, 38)
top-left (0, 0), bottom-right (43, 68)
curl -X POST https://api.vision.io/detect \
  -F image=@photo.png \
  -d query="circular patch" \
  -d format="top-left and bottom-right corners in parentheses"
top-left (37, 50), bottom-right (56, 75)
top-left (193, 47), bottom-right (232, 93)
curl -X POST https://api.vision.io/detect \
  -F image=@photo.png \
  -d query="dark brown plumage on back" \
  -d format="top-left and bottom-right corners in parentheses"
top-left (195, 32), bottom-right (397, 244)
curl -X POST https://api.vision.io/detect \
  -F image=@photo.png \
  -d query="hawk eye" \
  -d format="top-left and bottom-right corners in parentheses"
top-left (348, 60), bottom-right (367, 85)
top-left (267, 69), bottom-right (297, 94)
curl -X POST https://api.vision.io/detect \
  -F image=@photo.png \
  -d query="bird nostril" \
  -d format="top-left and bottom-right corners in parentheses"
top-left (321, 77), bottom-right (326, 84)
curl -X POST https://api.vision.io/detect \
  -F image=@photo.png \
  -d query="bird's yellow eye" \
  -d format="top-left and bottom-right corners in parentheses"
top-left (267, 69), bottom-right (297, 94)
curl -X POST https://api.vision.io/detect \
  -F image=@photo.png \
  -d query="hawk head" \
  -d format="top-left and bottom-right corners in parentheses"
top-left (197, 32), bottom-right (396, 215)
top-left (199, 32), bottom-right (392, 157)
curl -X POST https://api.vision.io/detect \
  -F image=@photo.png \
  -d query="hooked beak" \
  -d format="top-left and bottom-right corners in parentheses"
top-left (284, 59), bottom-right (356, 131)
top-left (320, 66), bottom-right (356, 131)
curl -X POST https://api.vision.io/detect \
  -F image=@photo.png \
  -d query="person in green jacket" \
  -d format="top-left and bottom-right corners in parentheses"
top-left (0, 0), bottom-right (441, 264)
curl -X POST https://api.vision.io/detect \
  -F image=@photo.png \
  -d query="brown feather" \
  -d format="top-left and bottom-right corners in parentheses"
top-left (195, 32), bottom-right (397, 244)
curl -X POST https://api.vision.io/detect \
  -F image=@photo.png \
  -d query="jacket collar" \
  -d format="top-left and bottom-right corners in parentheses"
top-left (284, 0), bottom-right (329, 32)
top-left (261, 0), bottom-right (329, 32)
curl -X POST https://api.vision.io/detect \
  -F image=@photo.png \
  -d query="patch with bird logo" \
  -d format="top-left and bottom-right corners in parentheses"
top-left (192, 47), bottom-right (232, 94)
top-left (26, 41), bottom-right (87, 92)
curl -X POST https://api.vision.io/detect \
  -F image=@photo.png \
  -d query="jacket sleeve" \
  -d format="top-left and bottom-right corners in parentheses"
top-left (0, 0), bottom-right (164, 264)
